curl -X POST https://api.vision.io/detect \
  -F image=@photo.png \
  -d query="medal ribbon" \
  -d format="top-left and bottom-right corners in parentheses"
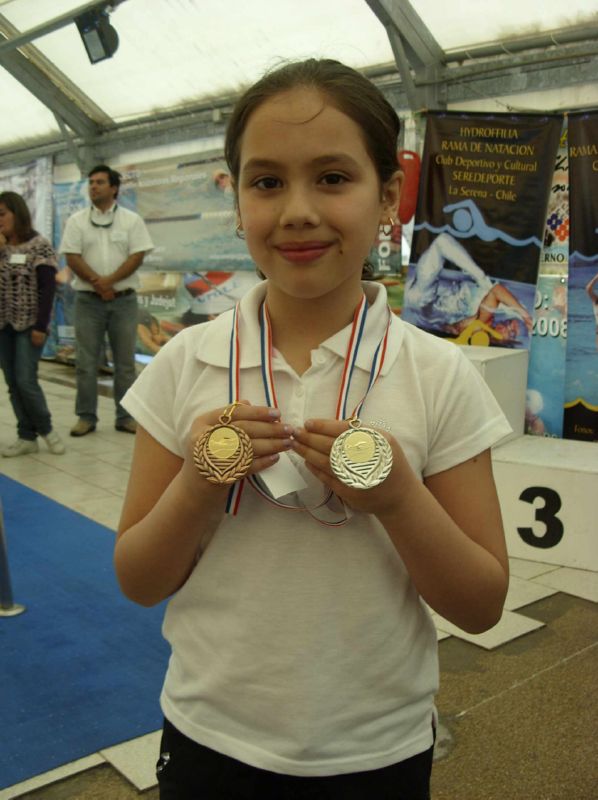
top-left (225, 295), bottom-right (391, 523)
top-left (224, 304), bottom-right (244, 514)
top-left (245, 302), bottom-right (339, 521)
top-left (340, 304), bottom-right (391, 422)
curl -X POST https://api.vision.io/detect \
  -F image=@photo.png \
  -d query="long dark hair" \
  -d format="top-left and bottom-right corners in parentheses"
top-left (0, 191), bottom-right (37, 243)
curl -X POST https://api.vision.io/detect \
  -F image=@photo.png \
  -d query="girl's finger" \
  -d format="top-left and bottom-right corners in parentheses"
top-left (250, 437), bottom-right (293, 459)
top-left (223, 403), bottom-right (281, 424)
top-left (291, 436), bottom-right (333, 474)
top-left (292, 427), bottom-right (334, 456)
top-left (234, 421), bottom-right (294, 440)
top-left (190, 405), bottom-right (282, 440)
top-left (249, 453), bottom-right (283, 476)
top-left (303, 418), bottom-right (348, 438)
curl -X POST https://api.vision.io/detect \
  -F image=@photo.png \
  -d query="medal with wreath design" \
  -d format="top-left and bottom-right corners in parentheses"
top-left (193, 402), bottom-right (254, 485)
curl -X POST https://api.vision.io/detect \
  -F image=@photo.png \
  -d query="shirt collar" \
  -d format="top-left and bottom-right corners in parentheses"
top-left (90, 202), bottom-right (117, 218)
top-left (196, 280), bottom-right (403, 376)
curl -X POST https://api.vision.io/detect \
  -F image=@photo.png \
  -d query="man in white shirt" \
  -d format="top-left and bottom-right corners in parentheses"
top-left (60, 165), bottom-right (153, 436)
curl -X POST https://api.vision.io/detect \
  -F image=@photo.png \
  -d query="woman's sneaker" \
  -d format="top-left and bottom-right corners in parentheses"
top-left (1, 438), bottom-right (39, 457)
top-left (43, 430), bottom-right (66, 455)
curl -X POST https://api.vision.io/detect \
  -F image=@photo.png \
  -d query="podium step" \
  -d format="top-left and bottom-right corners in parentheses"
top-left (492, 435), bottom-right (597, 571)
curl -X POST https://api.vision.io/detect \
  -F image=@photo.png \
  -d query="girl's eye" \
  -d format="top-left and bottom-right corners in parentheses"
top-left (253, 176), bottom-right (281, 190)
top-left (320, 173), bottom-right (348, 186)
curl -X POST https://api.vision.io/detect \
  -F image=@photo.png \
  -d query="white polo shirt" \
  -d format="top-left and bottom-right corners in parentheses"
top-left (122, 281), bottom-right (511, 777)
top-left (59, 203), bottom-right (153, 292)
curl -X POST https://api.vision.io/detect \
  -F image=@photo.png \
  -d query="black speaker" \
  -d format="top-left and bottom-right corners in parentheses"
top-left (75, 10), bottom-right (119, 64)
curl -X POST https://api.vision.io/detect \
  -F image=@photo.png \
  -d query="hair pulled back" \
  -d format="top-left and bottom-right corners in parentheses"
top-left (224, 58), bottom-right (401, 189)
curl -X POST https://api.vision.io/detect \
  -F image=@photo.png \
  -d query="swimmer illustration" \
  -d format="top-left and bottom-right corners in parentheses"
top-left (210, 430), bottom-right (240, 459)
top-left (212, 169), bottom-right (233, 195)
top-left (415, 199), bottom-right (542, 248)
top-left (344, 432), bottom-right (375, 462)
top-left (404, 232), bottom-right (533, 337)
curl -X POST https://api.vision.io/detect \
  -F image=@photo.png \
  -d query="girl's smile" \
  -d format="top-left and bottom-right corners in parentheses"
top-left (274, 240), bottom-right (334, 263)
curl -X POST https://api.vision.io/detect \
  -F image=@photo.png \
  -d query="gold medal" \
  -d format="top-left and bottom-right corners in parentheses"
top-left (193, 403), bottom-right (254, 485)
top-left (330, 418), bottom-right (392, 489)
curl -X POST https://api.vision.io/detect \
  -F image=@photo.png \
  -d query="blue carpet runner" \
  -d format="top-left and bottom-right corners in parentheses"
top-left (0, 474), bottom-right (168, 789)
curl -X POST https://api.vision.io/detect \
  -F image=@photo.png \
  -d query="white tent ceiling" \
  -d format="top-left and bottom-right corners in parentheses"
top-left (1, 0), bottom-right (597, 163)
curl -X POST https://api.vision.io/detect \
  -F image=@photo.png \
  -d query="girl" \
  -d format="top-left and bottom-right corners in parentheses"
top-left (115, 59), bottom-right (510, 800)
top-left (0, 191), bottom-right (65, 457)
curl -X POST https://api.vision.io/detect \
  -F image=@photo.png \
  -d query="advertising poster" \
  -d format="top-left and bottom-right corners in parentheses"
top-left (50, 156), bottom-right (260, 362)
top-left (0, 156), bottom-right (53, 238)
top-left (118, 153), bottom-right (251, 272)
top-left (49, 147), bottom-right (421, 363)
top-left (47, 179), bottom-right (89, 361)
top-left (563, 112), bottom-right (598, 441)
top-left (135, 270), bottom-right (261, 363)
top-left (526, 274), bottom-right (568, 437)
top-left (371, 149), bottom-right (421, 315)
top-left (403, 112), bottom-right (562, 348)
top-left (541, 123), bottom-right (569, 273)
top-left (525, 124), bottom-right (569, 438)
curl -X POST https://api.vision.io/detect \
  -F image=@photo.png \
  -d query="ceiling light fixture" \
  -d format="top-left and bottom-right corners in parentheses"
top-left (75, 8), bottom-right (119, 64)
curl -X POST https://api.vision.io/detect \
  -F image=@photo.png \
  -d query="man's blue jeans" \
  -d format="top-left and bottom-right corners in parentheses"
top-left (0, 325), bottom-right (52, 440)
top-left (74, 291), bottom-right (138, 424)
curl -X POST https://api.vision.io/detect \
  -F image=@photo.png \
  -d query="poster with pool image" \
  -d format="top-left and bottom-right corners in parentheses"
top-left (563, 259), bottom-right (598, 441)
top-left (525, 274), bottom-right (568, 438)
top-left (403, 111), bottom-right (562, 347)
top-left (119, 153), bottom-right (253, 272)
top-left (563, 111), bottom-right (598, 441)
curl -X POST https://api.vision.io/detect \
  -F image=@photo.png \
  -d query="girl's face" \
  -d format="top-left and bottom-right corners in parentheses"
top-left (0, 204), bottom-right (17, 243)
top-left (236, 88), bottom-right (401, 307)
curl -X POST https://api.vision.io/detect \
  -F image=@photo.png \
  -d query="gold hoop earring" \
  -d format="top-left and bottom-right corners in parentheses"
top-left (379, 217), bottom-right (395, 237)
top-left (235, 222), bottom-right (245, 240)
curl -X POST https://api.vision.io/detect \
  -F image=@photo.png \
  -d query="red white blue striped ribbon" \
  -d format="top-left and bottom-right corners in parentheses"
top-left (244, 301), bottom-right (339, 520)
top-left (224, 304), bottom-right (244, 514)
top-left (342, 306), bottom-right (391, 423)
top-left (225, 295), bottom-right (391, 523)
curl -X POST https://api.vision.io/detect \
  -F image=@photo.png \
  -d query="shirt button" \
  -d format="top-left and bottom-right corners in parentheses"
top-left (296, 386), bottom-right (305, 397)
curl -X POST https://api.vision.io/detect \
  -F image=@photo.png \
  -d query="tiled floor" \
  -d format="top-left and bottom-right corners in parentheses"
top-left (0, 363), bottom-right (596, 798)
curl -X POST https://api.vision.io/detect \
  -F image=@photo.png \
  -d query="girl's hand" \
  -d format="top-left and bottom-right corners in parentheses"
top-left (180, 401), bottom-right (293, 493)
top-left (30, 330), bottom-right (47, 348)
top-left (291, 418), bottom-right (417, 517)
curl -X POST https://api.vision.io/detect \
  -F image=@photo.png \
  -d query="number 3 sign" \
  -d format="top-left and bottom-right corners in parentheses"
top-left (517, 487), bottom-right (563, 548)
top-left (492, 437), bottom-right (597, 571)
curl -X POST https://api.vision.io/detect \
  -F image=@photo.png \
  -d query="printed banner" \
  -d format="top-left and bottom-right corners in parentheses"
top-left (526, 274), bottom-right (568, 437)
top-left (48, 147), bottom-right (420, 361)
top-left (118, 153), bottom-right (250, 272)
top-left (49, 154), bottom-right (256, 361)
top-left (403, 112), bottom-right (562, 348)
top-left (541, 124), bottom-right (569, 273)
top-left (0, 156), bottom-right (53, 238)
top-left (563, 112), bottom-right (598, 441)
top-left (524, 124), bottom-right (569, 438)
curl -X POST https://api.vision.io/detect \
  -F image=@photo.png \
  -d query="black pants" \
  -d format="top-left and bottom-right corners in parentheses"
top-left (157, 718), bottom-right (433, 800)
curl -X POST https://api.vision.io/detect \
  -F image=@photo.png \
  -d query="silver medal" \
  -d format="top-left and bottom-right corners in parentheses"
top-left (330, 419), bottom-right (393, 489)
